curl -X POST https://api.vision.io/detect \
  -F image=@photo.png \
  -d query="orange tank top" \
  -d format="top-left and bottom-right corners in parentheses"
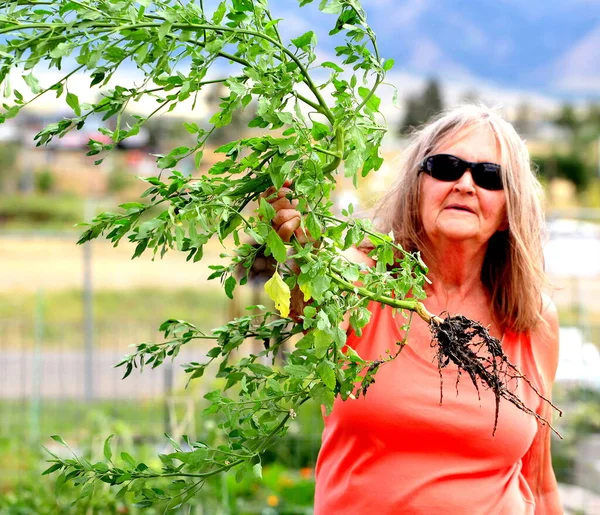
top-left (314, 301), bottom-right (543, 515)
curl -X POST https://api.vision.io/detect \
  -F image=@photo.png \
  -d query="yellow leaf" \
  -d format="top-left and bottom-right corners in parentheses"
top-left (299, 282), bottom-right (312, 302)
top-left (264, 271), bottom-right (291, 318)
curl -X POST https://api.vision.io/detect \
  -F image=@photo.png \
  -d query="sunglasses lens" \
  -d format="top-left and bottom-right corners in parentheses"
top-left (473, 163), bottom-right (503, 190)
top-left (426, 155), bottom-right (464, 181)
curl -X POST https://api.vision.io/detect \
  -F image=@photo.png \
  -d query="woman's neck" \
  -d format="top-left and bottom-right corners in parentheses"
top-left (420, 237), bottom-right (489, 304)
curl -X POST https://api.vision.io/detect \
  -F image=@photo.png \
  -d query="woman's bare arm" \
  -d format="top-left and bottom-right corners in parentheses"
top-left (521, 295), bottom-right (562, 514)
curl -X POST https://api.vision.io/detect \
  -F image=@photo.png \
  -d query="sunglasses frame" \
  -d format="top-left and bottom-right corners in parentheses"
top-left (420, 153), bottom-right (504, 191)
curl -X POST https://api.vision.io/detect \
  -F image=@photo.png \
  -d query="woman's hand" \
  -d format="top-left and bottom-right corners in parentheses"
top-left (260, 180), bottom-right (311, 244)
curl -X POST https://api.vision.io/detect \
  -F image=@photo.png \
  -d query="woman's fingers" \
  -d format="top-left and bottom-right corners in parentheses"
top-left (259, 181), bottom-right (309, 243)
top-left (270, 196), bottom-right (298, 212)
top-left (273, 208), bottom-right (300, 230)
top-left (294, 227), bottom-right (310, 245)
top-left (277, 216), bottom-right (301, 242)
top-left (260, 186), bottom-right (293, 201)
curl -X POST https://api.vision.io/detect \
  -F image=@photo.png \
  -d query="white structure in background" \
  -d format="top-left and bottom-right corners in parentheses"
top-left (544, 219), bottom-right (600, 278)
top-left (556, 327), bottom-right (600, 389)
top-left (544, 219), bottom-right (600, 389)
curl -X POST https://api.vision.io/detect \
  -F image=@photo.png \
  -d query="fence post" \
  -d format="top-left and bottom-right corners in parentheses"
top-left (83, 198), bottom-right (95, 402)
top-left (29, 288), bottom-right (44, 445)
top-left (164, 361), bottom-right (173, 437)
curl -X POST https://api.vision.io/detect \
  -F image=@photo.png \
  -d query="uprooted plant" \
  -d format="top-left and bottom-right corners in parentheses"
top-left (0, 0), bottom-right (560, 509)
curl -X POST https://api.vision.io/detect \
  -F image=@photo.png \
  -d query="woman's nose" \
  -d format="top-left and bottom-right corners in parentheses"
top-left (453, 169), bottom-right (476, 194)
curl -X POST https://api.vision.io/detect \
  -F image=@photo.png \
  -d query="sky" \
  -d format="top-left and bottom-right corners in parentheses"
top-left (4, 0), bottom-right (600, 121)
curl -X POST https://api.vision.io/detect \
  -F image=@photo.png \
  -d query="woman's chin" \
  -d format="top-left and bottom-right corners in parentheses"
top-left (434, 222), bottom-right (480, 241)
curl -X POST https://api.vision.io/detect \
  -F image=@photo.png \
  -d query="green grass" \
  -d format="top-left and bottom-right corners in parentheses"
top-left (0, 193), bottom-right (87, 230)
top-left (558, 308), bottom-right (600, 348)
top-left (0, 395), bottom-right (323, 513)
top-left (0, 286), bottom-right (246, 349)
top-left (0, 399), bottom-right (171, 443)
top-left (0, 192), bottom-right (174, 231)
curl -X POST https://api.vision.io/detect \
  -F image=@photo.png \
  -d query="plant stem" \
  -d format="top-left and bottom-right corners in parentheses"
top-left (293, 240), bottom-right (441, 324)
top-left (322, 127), bottom-right (345, 174)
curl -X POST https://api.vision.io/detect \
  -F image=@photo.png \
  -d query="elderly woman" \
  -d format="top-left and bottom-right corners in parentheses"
top-left (266, 104), bottom-right (561, 515)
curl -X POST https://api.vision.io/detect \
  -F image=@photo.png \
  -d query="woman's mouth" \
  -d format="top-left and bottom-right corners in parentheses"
top-left (445, 205), bottom-right (475, 213)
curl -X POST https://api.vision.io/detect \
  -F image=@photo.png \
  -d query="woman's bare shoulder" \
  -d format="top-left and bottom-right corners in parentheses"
top-left (340, 246), bottom-right (376, 267)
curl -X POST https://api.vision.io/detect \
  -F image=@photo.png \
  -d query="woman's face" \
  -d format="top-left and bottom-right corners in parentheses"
top-left (418, 125), bottom-right (508, 246)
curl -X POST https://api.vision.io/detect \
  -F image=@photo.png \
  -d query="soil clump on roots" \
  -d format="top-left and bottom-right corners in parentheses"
top-left (430, 314), bottom-right (562, 436)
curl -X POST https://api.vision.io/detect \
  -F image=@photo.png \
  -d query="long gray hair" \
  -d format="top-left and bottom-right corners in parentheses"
top-left (374, 103), bottom-right (547, 333)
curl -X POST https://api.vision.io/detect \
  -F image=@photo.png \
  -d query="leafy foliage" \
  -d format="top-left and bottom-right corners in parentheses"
top-left (0, 0), bottom-right (438, 509)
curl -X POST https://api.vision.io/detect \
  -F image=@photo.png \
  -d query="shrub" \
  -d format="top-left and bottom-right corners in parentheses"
top-left (107, 167), bottom-right (135, 194)
top-left (0, 193), bottom-right (83, 228)
top-left (35, 169), bottom-right (55, 194)
top-left (532, 154), bottom-right (591, 192)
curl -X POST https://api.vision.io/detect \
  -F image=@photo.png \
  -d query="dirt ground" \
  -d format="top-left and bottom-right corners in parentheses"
top-left (0, 234), bottom-right (224, 292)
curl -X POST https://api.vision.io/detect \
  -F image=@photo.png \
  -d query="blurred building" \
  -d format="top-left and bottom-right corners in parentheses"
top-left (556, 327), bottom-right (600, 389)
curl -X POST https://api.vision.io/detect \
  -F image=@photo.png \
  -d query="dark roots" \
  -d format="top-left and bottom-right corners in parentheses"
top-left (431, 314), bottom-right (562, 437)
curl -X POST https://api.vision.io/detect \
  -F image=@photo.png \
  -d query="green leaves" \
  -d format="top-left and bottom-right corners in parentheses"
top-left (313, 329), bottom-right (331, 359)
top-left (225, 276), bottom-right (236, 299)
top-left (156, 146), bottom-right (190, 169)
top-left (0, 0), bottom-right (429, 509)
top-left (265, 229), bottom-right (287, 263)
top-left (42, 463), bottom-right (63, 476)
top-left (66, 92), bottom-right (81, 116)
top-left (213, 2), bottom-right (227, 23)
top-left (258, 197), bottom-right (276, 222)
top-left (103, 434), bottom-right (115, 462)
top-left (23, 73), bottom-right (41, 94)
top-left (317, 360), bottom-right (336, 390)
top-left (51, 435), bottom-right (67, 446)
top-left (310, 383), bottom-right (335, 414)
top-left (49, 42), bottom-right (72, 59)
top-left (291, 31), bottom-right (317, 49)
top-left (311, 121), bottom-right (330, 140)
top-left (284, 363), bottom-right (311, 377)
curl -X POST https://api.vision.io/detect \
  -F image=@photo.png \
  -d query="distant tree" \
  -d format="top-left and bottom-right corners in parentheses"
top-left (532, 153), bottom-right (590, 192)
top-left (513, 101), bottom-right (534, 137)
top-left (585, 102), bottom-right (600, 120)
top-left (554, 103), bottom-right (600, 158)
top-left (582, 102), bottom-right (600, 136)
top-left (400, 97), bottom-right (424, 134)
top-left (421, 79), bottom-right (443, 120)
top-left (107, 166), bottom-right (136, 195)
top-left (399, 78), bottom-right (444, 135)
top-left (35, 169), bottom-right (55, 194)
top-left (0, 142), bottom-right (20, 193)
top-left (554, 103), bottom-right (580, 134)
top-left (460, 90), bottom-right (480, 104)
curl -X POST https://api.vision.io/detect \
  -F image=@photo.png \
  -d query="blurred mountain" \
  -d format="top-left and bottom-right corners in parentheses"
top-left (364, 0), bottom-right (600, 96)
top-left (276, 0), bottom-right (600, 97)
top-left (536, 23), bottom-right (600, 94)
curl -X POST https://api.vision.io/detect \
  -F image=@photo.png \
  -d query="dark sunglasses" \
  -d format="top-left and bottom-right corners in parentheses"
top-left (420, 154), bottom-right (503, 191)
